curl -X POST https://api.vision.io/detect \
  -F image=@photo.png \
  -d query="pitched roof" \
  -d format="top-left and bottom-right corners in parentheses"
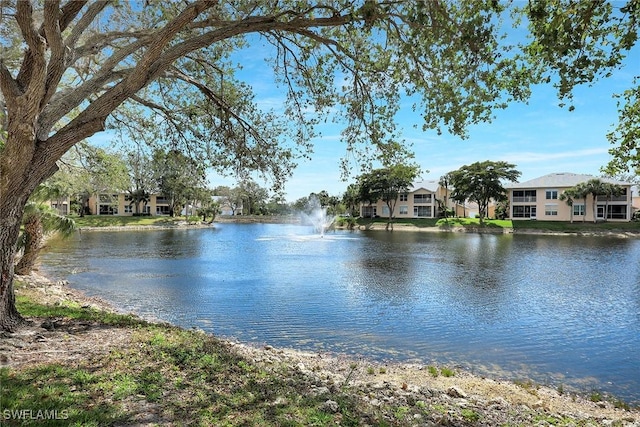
top-left (506, 173), bottom-right (633, 189)
top-left (409, 180), bottom-right (439, 192)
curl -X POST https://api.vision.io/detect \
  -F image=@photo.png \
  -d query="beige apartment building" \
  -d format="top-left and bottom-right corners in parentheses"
top-left (360, 181), bottom-right (450, 219)
top-left (507, 173), bottom-right (634, 222)
top-left (85, 193), bottom-right (171, 216)
top-left (359, 180), bottom-right (498, 219)
top-left (84, 192), bottom-right (240, 217)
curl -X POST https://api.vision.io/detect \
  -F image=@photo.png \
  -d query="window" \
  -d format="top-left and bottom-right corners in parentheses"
top-left (544, 204), bottom-right (558, 216)
top-left (414, 206), bottom-right (432, 217)
top-left (573, 204), bottom-right (585, 216)
top-left (51, 203), bottom-right (68, 215)
top-left (156, 205), bottom-right (170, 215)
top-left (545, 190), bottom-right (558, 200)
top-left (399, 193), bottom-right (408, 202)
top-left (382, 206), bottom-right (390, 216)
top-left (124, 205), bottom-right (133, 213)
top-left (399, 205), bottom-right (408, 215)
top-left (99, 205), bottom-right (118, 215)
top-left (512, 190), bottom-right (536, 202)
top-left (413, 194), bottom-right (432, 204)
top-left (513, 205), bottom-right (537, 218)
top-left (361, 206), bottom-right (377, 218)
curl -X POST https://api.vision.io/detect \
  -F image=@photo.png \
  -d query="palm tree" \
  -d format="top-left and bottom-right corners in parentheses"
top-left (15, 188), bottom-right (76, 275)
top-left (438, 173), bottom-right (453, 220)
top-left (16, 203), bottom-right (76, 275)
top-left (128, 186), bottom-right (151, 215)
top-left (559, 188), bottom-right (579, 223)
top-left (583, 179), bottom-right (607, 223)
top-left (600, 182), bottom-right (625, 222)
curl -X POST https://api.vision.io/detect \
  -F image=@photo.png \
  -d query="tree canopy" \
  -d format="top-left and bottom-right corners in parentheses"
top-left (449, 161), bottom-right (521, 223)
top-left (357, 164), bottom-right (419, 230)
top-left (1, 0), bottom-right (639, 330)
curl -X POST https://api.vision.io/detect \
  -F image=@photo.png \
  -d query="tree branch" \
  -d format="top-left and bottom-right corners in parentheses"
top-left (66, 1), bottom-right (110, 53)
top-left (42, 0), bottom-right (66, 108)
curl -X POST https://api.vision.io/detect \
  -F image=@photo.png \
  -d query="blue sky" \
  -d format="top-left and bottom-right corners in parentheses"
top-left (89, 18), bottom-right (639, 203)
top-left (207, 28), bottom-right (640, 202)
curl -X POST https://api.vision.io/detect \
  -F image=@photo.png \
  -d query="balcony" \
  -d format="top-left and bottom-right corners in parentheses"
top-left (413, 196), bottom-right (432, 204)
top-left (596, 195), bottom-right (627, 202)
top-left (512, 196), bottom-right (537, 203)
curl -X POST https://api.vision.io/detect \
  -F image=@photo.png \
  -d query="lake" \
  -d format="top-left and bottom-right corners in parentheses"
top-left (40, 223), bottom-right (640, 404)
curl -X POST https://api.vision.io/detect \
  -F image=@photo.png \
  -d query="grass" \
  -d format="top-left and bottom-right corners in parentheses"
top-left (68, 214), bottom-right (640, 235)
top-left (2, 295), bottom-right (380, 426)
top-left (510, 219), bottom-right (640, 232)
top-left (14, 293), bottom-right (145, 328)
top-left (68, 215), bottom-right (200, 228)
top-left (6, 292), bottom-right (638, 425)
top-left (357, 216), bottom-right (640, 233)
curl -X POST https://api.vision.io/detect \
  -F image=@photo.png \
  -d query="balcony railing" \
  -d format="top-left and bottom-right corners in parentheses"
top-left (596, 195), bottom-right (627, 202)
top-left (512, 196), bottom-right (537, 203)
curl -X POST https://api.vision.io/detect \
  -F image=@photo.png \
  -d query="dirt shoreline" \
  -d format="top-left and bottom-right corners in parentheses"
top-left (6, 272), bottom-right (639, 426)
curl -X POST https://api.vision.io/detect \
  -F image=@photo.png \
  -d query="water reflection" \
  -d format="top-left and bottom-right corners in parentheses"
top-left (41, 224), bottom-right (640, 404)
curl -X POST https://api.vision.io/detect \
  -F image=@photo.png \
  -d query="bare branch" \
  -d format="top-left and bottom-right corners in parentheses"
top-left (42, 0), bottom-right (65, 107)
top-left (58, 0), bottom-right (88, 31)
top-left (15, 0), bottom-right (43, 89)
top-left (44, 1), bottom-right (218, 154)
top-left (0, 63), bottom-right (20, 103)
top-left (66, 1), bottom-right (110, 51)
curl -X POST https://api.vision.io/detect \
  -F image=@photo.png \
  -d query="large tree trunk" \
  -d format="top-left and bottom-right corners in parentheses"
top-left (15, 215), bottom-right (44, 276)
top-left (1, 133), bottom-right (60, 331)
top-left (0, 191), bottom-right (29, 331)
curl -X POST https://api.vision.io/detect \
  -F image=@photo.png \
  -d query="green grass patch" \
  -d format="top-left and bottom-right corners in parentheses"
top-left (511, 219), bottom-right (640, 232)
top-left (68, 215), bottom-right (199, 228)
top-left (436, 217), bottom-right (512, 228)
top-left (4, 295), bottom-right (367, 426)
top-left (461, 408), bottom-right (481, 422)
top-left (357, 217), bottom-right (512, 229)
top-left (427, 365), bottom-right (439, 377)
top-left (357, 217), bottom-right (440, 228)
top-left (15, 294), bottom-right (145, 327)
top-left (440, 367), bottom-right (455, 377)
top-left (358, 216), bottom-right (640, 234)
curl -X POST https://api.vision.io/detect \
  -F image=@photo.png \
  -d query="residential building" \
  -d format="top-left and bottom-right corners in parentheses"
top-left (48, 197), bottom-right (71, 215)
top-left (84, 192), bottom-right (241, 217)
top-left (86, 193), bottom-right (171, 216)
top-left (360, 180), bottom-right (447, 219)
top-left (212, 196), bottom-right (243, 216)
top-left (507, 173), bottom-right (634, 222)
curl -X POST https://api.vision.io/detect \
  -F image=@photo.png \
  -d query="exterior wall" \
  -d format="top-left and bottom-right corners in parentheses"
top-left (357, 184), bottom-right (500, 219)
top-left (360, 188), bottom-right (440, 219)
top-left (218, 204), bottom-right (242, 216)
top-left (510, 186), bottom-right (633, 222)
top-left (212, 196), bottom-right (243, 216)
top-left (48, 197), bottom-right (71, 215)
top-left (47, 198), bottom-right (70, 215)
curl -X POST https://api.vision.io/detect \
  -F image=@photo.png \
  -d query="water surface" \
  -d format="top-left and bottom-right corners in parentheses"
top-left (41, 223), bottom-right (640, 403)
